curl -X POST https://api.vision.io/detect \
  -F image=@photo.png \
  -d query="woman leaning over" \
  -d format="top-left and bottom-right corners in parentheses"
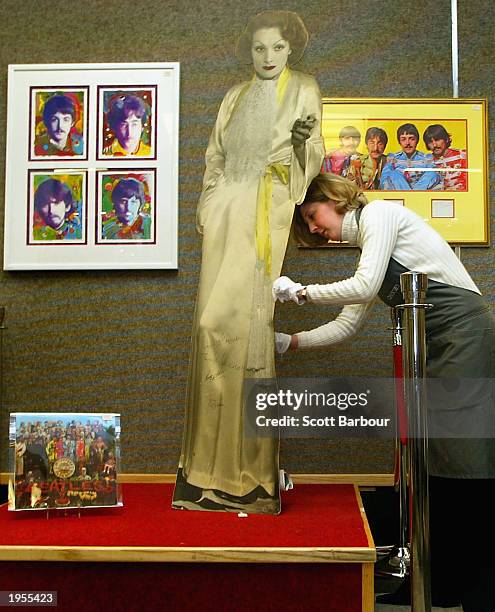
top-left (273, 172), bottom-right (495, 609)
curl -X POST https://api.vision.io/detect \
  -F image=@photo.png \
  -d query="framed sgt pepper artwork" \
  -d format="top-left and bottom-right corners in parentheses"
top-left (3, 63), bottom-right (179, 270)
top-left (321, 98), bottom-right (489, 246)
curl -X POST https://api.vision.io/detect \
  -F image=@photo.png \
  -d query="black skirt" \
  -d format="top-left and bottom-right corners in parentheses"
top-left (426, 307), bottom-right (495, 478)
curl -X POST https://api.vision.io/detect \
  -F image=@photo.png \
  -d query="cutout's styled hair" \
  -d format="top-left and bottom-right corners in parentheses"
top-left (292, 173), bottom-right (368, 247)
top-left (236, 11), bottom-right (308, 64)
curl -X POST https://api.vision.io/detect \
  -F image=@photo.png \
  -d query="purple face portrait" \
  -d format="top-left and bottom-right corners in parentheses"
top-left (107, 95), bottom-right (147, 154)
top-left (111, 178), bottom-right (145, 226)
top-left (34, 178), bottom-right (74, 230)
top-left (43, 95), bottom-right (76, 150)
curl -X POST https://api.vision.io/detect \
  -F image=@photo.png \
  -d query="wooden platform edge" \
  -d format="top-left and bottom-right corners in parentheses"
top-left (0, 473), bottom-right (395, 486)
top-left (354, 485), bottom-right (376, 611)
top-left (354, 485), bottom-right (376, 555)
top-left (362, 563), bottom-right (375, 612)
top-left (0, 545), bottom-right (376, 564)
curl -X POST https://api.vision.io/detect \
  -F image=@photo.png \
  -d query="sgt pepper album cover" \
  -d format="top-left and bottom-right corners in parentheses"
top-left (9, 412), bottom-right (121, 511)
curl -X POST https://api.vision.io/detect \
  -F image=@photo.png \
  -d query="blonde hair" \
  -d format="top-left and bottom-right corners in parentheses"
top-left (292, 173), bottom-right (368, 247)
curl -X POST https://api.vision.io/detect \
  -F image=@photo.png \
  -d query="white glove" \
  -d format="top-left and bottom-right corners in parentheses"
top-left (275, 332), bottom-right (291, 354)
top-left (272, 276), bottom-right (304, 304)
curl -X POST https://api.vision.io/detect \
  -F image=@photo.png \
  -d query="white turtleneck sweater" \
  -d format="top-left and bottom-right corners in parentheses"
top-left (296, 200), bottom-right (481, 349)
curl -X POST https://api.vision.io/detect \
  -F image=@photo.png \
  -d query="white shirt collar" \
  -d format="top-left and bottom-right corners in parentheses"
top-left (341, 209), bottom-right (359, 246)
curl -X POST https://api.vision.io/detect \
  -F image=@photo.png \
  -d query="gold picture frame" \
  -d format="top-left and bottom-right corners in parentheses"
top-left (320, 98), bottom-right (489, 246)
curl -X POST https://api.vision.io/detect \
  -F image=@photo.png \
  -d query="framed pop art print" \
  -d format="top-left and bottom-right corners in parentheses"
top-left (4, 63), bottom-right (179, 270)
top-left (320, 98), bottom-right (489, 246)
top-left (27, 170), bottom-right (87, 245)
top-left (97, 86), bottom-right (157, 160)
top-left (96, 169), bottom-right (156, 244)
top-left (29, 87), bottom-right (88, 161)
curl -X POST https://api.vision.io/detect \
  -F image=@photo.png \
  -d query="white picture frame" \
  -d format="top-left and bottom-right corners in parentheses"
top-left (4, 62), bottom-right (179, 270)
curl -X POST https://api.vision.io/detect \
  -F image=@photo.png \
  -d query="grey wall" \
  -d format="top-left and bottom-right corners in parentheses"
top-left (0, 0), bottom-right (493, 474)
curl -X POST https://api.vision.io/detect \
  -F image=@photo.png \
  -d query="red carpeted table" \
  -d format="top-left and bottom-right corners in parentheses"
top-left (0, 483), bottom-right (375, 611)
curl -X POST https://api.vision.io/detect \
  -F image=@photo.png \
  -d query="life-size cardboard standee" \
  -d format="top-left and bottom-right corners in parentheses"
top-left (172, 10), bottom-right (325, 514)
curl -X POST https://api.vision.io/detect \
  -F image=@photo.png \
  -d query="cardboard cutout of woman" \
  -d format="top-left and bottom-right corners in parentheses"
top-left (173, 10), bottom-right (324, 514)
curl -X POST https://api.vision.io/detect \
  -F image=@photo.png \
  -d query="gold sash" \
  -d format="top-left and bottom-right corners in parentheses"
top-left (255, 163), bottom-right (290, 276)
